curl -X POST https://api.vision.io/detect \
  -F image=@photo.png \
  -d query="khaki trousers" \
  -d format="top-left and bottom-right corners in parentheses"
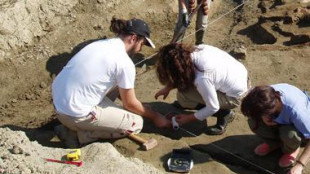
top-left (57, 97), bottom-right (143, 144)
top-left (177, 88), bottom-right (241, 110)
top-left (177, 78), bottom-right (251, 110)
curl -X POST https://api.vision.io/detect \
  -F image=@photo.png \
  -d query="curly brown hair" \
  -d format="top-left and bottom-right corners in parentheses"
top-left (156, 43), bottom-right (196, 92)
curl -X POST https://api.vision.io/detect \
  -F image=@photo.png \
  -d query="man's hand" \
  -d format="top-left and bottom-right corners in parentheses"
top-left (155, 86), bottom-right (171, 100)
top-left (152, 113), bottom-right (171, 128)
top-left (182, 11), bottom-right (190, 27)
top-left (202, 0), bottom-right (209, 15)
top-left (154, 89), bottom-right (168, 100)
top-left (174, 114), bottom-right (197, 126)
top-left (189, 0), bottom-right (196, 13)
top-left (142, 103), bottom-right (171, 128)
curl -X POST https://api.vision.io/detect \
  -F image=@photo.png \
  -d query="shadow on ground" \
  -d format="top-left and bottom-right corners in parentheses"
top-left (1, 119), bottom-right (62, 148)
top-left (1, 119), bottom-right (119, 149)
top-left (142, 101), bottom-right (209, 139)
top-left (191, 135), bottom-right (292, 174)
top-left (46, 38), bottom-right (104, 78)
top-left (45, 36), bottom-right (154, 78)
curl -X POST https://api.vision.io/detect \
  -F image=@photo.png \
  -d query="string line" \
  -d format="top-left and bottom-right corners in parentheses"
top-left (179, 127), bottom-right (276, 174)
top-left (135, 0), bottom-right (250, 66)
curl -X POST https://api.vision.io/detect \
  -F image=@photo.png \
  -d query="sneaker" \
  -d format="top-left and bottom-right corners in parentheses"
top-left (279, 148), bottom-right (300, 167)
top-left (223, 110), bottom-right (235, 123)
top-left (54, 125), bottom-right (80, 148)
top-left (206, 110), bottom-right (235, 135)
top-left (254, 143), bottom-right (280, 156)
top-left (205, 125), bottom-right (226, 135)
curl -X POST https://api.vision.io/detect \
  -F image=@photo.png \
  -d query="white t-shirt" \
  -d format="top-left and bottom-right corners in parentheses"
top-left (192, 45), bottom-right (248, 120)
top-left (52, 38), bottom-right (135, 117)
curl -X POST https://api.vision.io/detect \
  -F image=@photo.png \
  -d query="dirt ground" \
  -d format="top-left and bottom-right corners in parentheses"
top-left (0, 0), bottom-right (310, 174)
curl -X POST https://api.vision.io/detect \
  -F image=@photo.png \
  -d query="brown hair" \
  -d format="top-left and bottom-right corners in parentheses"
top-left (241, 86), bottom-right (281, 128)
top-left (109, 17), bottom-right (144, 40)
top-left (156, 43), bottom-right (196, 92)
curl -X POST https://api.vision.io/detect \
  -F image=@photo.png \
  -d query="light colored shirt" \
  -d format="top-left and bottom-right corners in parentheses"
top-left (272, 83), bottom-right (310, 139)
top-left (52, 38), bottom-right (135, 117)
top-left (193, 45), bottom-right (248, 120)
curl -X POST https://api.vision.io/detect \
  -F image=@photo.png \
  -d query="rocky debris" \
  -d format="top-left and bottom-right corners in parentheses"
top-left (0, 0), bottom-right (79, 56)
top-left (39, 82), bottom-right (47, 89)
top-left (229, 45), bottom-right (247, 60)
top-left (293, 7), bottom-right (310, 26)
top-left (0, 127), bottom-right (163, 174)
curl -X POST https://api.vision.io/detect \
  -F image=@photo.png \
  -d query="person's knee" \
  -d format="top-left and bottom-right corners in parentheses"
top-left (280, 126), bottom-right (302, 151)
top-left (118, 116), bottom-right (143, 138)
top-left (177, 91), bottom-right (200, 109)
top-left (248, 118), bottom-right (258, 132)
top-left (130, 115), bottom-right (144, 134)
top-left (247, 119), bottom-right (277, 139)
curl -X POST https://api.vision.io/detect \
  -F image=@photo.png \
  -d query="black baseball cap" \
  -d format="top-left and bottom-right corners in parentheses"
top-left (125, 18), bottom-right (155, 48)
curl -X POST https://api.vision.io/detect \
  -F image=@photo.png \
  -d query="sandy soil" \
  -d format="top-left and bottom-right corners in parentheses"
top-left (0, 0), bottom-right (309, 173)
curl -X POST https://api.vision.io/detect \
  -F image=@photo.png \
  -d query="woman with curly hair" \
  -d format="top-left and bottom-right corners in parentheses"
top-left (241, 84), bottom-right (310, 173)
top-left (155, 43), bottom-right (249, 135)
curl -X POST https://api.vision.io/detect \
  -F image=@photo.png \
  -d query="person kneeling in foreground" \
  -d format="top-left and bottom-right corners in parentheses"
top-left (52, 17), bottom-right (170, 148)
top-left (155, 43), bottom-right (249, 135)
top-left (241, 84), bottom-right (310, 174)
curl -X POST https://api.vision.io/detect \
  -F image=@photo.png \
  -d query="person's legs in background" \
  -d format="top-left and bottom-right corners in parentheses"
top-left (172, 0), bottom-right (190, 43)
top-left (195, 0), bottom-right (211, 45)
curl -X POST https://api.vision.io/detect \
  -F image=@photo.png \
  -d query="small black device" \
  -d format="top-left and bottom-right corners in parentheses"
top-left (167, 148), bottom-right (194, 173)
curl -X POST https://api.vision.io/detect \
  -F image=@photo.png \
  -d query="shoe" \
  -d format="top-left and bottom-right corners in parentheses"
top-left (254, 143), bottom-right (280, 156)
top-left (206, 125), bottom-right (226, 135)
top-left (206, 110), bottom-right (235, 135)
top-left (279, 148), bottom-right (300, 167)
top-left (223, 110), bottom-right (235, 123)
top-left (54, 125), bottom-right (80, 148)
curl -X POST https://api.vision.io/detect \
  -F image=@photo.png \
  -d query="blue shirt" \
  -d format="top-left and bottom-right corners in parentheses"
top-left (272, 84), bottom-right (310, 138)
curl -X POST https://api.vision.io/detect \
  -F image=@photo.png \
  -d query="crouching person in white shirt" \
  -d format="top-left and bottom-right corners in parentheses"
top-left (155, 43), bottom-right (249, 135)
top-left (52, 17), bottom-right (171, 148)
